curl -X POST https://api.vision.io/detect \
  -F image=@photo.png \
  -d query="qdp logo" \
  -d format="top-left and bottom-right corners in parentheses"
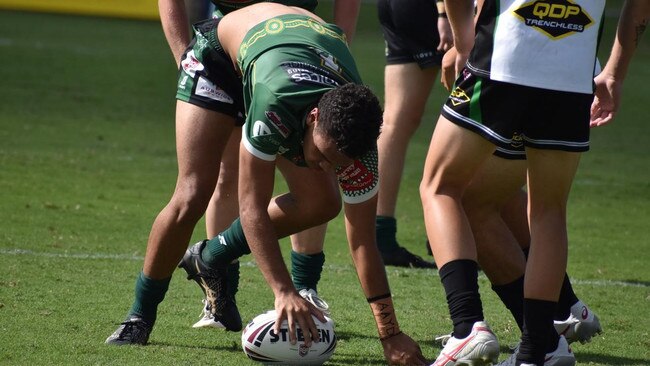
top-left (514, 0), bottom-right (593, 39)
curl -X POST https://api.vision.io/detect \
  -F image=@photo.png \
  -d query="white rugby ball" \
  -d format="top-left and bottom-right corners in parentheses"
top-left (241, 310), bottom-right (337, 365)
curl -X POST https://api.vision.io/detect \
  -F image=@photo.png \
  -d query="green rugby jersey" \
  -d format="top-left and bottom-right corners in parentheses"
top-left (239, 15), bottom-right (378, 204)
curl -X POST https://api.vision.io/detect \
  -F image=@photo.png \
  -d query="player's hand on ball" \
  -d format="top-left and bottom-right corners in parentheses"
top-left (274, 291), bottom-right (326, 347)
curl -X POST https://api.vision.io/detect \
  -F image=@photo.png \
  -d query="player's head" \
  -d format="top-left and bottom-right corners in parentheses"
top-left (316, 83), bottom-right (382, 159)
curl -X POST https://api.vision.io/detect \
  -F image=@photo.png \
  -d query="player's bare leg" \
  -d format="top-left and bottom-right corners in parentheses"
top-left (421, 117), bottom-right (499, 365)
top-left (377, 63), bottom-right (438, 268)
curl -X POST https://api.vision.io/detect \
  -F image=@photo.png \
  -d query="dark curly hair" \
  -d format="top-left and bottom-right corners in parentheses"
top-left (316, 83), bottom-right (383, 159)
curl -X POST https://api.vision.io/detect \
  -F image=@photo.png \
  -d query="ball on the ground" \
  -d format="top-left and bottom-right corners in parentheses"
top-left (241, 310), bottom-right (336, 365)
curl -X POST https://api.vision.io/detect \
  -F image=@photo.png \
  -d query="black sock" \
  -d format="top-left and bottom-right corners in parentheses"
top-left (439, 259), bottom-right (484, 338)
top-left (556, 274), bottom-right (579, 320)
top-left (376, 216), bottom-right (399, 253)
top-left (518, 298), bottom-right (559, 365)
top-left (491, 276), bottom-right (524, 330)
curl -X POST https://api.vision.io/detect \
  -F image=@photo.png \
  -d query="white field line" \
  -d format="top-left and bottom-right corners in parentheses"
top-left (1, 248), bottom-right (648, 289)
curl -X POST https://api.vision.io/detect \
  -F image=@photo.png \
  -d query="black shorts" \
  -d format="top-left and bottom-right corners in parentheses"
top-left (175, 18), bottom-right (245, 126)
top-left (377, 0), bottom-right (443, 68)
top-left (442, 69), bottom-right (593, 159)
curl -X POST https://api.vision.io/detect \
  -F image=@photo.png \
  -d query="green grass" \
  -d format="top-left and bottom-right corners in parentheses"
top-left (1, 1), bottom-right (649, 365)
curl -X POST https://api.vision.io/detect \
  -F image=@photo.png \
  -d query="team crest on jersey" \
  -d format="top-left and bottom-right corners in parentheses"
top-left (265, 111), bottom-right (290, 138)
top-left (513, 0), bottom-right (594, 39)
top-left (181, 50), bottom-right (204, 78)
top-left (449, 87), bottom-right (470, 106)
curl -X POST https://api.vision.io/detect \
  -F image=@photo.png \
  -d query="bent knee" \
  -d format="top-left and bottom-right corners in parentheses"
top-left (313, 192), bottom-right (341, 222)
top-left (169, 182), bottom-right (214, 222)
top-left (419, 178), bottom-right (465, 206)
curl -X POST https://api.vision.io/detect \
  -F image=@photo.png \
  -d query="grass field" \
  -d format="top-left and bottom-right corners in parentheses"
top-left (1, 1), bottom-right (649, 365)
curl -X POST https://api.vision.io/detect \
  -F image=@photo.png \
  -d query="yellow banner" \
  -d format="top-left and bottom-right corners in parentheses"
top-left (0, 0), bottom-right (159, 20)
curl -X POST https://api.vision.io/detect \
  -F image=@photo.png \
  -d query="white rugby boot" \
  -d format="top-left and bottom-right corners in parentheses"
top-left (431, 321), bottom-right (499, 366)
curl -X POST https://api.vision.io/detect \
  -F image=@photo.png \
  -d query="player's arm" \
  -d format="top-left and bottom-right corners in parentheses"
top-left (591, 0), bottom-right (649, 126)
top-left (238, 84), bottom-right (325, 346)
top-left (338, 153), bottom-right (426, 365)
top-left (159, 0), bottom-right (192, 64)
top-left (342, 196), bottom-right (426, 366)
top-left (437, 0), bottom-right (453, 52)
top-left (238, 147), bottom-right (322, 346)
top-left (440, 0), bottom-right (484, 90)
top-left (333, 0), bottom-right (361, 43)
top-left (444, 0), bottom-right (476, 74)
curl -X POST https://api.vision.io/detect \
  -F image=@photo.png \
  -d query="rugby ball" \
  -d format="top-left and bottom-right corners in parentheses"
top-left (241, 310), bottom-right (337, 365)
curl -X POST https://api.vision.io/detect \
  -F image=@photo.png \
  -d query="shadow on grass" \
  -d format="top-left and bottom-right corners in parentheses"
top-left (327, 330), bottom-right (391, 365)
top-left (482, 345), bottom-right (649, 366)
top-left (577, 351), bottom-right (650, 365)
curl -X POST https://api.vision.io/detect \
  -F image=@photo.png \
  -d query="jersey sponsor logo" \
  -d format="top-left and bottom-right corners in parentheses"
top-left (449, 87), bottom-right (470, 106)
top-left (265, 111), bottom-right (290, 138)
top-left (281, 61), bottom-right (341, 87)
top-left (196, 77), bottom-right (234, 104)
top-left (181, 50), bottom-right (204, 78)
top-left (252, 120), bottom-right (272, 137)
top-left (513, 0), bottom-right (594, 39)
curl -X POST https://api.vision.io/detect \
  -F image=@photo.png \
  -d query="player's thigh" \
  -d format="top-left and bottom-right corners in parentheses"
top-left (384, 63), bottom-right (438, 124)
top-left (526, 148), bottom-right (581, 208)
top-left (175, 101), bottom-right (235, 187)
top-left (421, 116), bottom-right (496, 196)
top-left (523, 89), bottom-right (589, 207)
top-left (464, 155), bottom-right (527, 211)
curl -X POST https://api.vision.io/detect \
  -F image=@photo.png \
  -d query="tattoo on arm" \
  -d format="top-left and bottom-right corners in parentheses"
top-left (369, 299), bottom-right (401, 339)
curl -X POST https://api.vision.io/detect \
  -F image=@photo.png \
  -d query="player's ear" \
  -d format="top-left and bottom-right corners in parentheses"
top-left (306, 107), bottom-right (319, 127)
